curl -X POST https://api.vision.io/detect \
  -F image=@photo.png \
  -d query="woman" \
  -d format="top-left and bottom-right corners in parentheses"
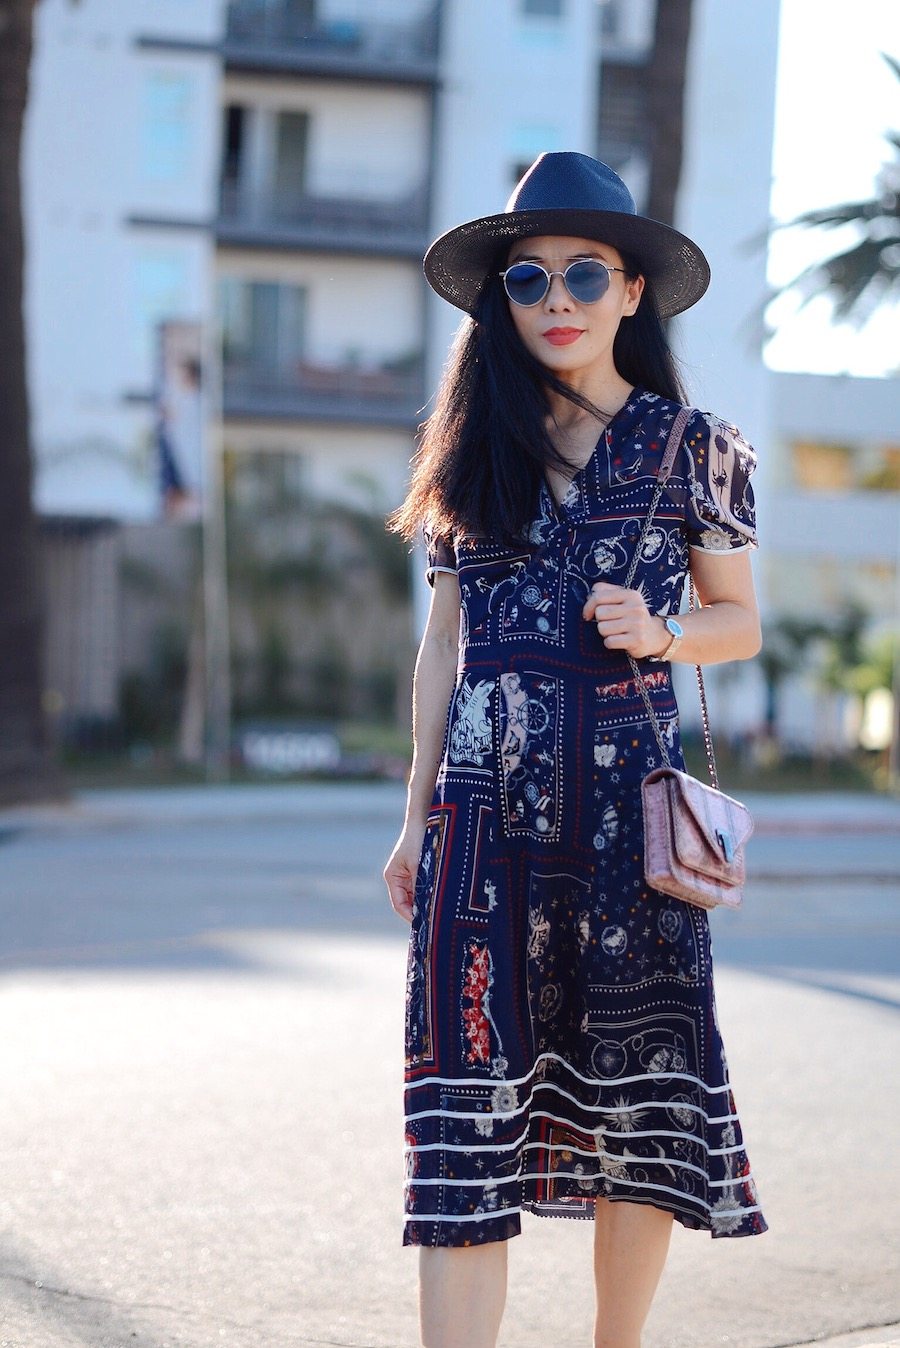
top-left (384, 152), bottom-right (766, 1348)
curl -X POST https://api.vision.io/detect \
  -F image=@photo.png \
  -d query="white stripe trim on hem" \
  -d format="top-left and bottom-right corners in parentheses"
top-left (406, 1051), bottom-right (734, 1097)
top-left (406, 1126), bottom-right (745, 1159)
top-left (406, 1082), bottom-right (740, 1128)
top-left (407, 1207), bottom-right (523, 1226)
top-left (407, 1172), bottom-right (762, 1221)
top-left (407, 1140), bottom-right (747, 1180)
top-left (409, 1165), bottom-right (754, 1191)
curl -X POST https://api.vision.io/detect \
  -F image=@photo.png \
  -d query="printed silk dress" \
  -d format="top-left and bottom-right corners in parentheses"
top-left (404, 388), bottom-right (767, 1248)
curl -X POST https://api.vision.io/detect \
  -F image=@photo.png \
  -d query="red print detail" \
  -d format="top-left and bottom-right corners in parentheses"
top-left (596, 670), bottom-right (668, 700)
top-left (461, 940), bottom-right (492, 1065)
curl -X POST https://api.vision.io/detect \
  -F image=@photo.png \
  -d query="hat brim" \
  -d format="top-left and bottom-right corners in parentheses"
top-left (423, 208), bottom-right (710, 319)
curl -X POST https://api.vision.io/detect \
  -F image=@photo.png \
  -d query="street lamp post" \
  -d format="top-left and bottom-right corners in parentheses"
top-left (202, 304), bottom-right (232, 782)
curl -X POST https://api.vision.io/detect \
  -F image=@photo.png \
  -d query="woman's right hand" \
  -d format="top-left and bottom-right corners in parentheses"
top-left (383, 820), bottom-right (428, 924)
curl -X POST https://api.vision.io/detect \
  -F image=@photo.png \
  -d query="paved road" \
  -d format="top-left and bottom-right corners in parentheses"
top-left (1, 784), bottom-right (898, 1348)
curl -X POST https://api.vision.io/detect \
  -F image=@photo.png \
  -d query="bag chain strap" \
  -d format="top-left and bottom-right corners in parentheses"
top-left (620, 406), bottom-right (720, 791)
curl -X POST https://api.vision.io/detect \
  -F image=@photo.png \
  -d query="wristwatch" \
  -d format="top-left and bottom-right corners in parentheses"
top-left (648, 616), bottom-right (684, 662)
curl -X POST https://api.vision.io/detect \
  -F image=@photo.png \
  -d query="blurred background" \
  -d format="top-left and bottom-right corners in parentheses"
top-left (2, 0), bottom-right (899, 804)
top-left (2, 7), bottom-right (899, 1347)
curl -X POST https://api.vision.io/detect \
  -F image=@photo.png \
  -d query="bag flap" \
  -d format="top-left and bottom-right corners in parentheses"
top-left (646, 767), bottom-right (754, 859)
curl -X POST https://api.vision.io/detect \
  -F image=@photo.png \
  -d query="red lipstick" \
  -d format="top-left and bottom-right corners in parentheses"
top-left (543, 328), bottom-right (583, 346)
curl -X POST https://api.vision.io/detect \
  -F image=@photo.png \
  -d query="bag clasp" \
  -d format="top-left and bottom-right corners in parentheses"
top-left (715, 828), bottom-right (735, 864)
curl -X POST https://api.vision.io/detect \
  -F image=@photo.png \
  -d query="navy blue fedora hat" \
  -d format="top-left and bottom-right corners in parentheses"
top-left (424, 151), bottom-right (710, 319)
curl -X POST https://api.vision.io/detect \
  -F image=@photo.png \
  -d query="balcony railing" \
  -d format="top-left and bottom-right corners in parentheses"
top-left (217, 181), bottom-right (430, 255)
top-left (223, 355), bottom-right (425, 427)
top-left (223, 1), bottom-right (441, 82)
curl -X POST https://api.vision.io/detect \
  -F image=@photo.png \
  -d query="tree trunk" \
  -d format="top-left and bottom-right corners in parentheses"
top-left (645, 0), bottom-right (694, 226)
top-left (0, 0), bottom-right (59, 802)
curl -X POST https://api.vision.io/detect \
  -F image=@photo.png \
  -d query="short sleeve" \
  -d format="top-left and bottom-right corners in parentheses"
top-left (682, 411), bottom-right (759, 553)
top-left (422, 521), bottom-right (458, 587)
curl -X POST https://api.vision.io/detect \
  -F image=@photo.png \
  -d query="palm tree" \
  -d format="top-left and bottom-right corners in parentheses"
top-left (767, 53), bottom-right (900, 327)
top-left (0, 0), bottom-right (59, 803)
top-left (644, 0), bottom-right (693, 227)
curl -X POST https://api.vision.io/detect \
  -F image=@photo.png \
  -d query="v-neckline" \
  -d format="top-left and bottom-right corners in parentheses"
top-left (543, 387), bottom-right (643, 517)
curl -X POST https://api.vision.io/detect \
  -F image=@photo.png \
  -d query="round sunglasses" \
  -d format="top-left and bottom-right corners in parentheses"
top-left (500, 259), bottom-right (630, 307)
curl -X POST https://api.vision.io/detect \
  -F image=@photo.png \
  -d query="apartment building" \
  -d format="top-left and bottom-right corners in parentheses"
top-left (21, 0), bottom-right (604, 741)
top-left (25, 0), bottom-right (225, 519)
top-left (215, 0), bottom-right (441, 518)
top-left (23, 0), bottom-right (897, 752)
top-left (23, 0), bottom-right (226, 736)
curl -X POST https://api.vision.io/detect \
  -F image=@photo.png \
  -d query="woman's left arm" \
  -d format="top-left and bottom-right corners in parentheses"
top-left (584, 549), bottom-right (762, 665)
top-left (666, 548), bottom-right (762, 664)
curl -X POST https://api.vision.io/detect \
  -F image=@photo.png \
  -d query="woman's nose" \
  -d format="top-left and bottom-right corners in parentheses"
top-left (545, 272), bottom-right (574, 309)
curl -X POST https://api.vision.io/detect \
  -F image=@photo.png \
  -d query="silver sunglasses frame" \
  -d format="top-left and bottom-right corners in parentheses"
top-left (499, 259), bottom-right (630, 307)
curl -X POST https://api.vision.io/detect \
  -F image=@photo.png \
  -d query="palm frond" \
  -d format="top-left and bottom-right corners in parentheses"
top-left (777, 235), bottom-right (900, 326)
top-left (881, 51), bottom-right (900, 83)
top-left (772, 195), bottom-right (899, 232)
top-left (753, 49), bottom-right (900, 330)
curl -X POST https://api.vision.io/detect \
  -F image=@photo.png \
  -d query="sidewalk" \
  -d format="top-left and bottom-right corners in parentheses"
top-left (2, 780), bottom-right (899, 833)
top-left (1, 783), bottom-right (897, 1347)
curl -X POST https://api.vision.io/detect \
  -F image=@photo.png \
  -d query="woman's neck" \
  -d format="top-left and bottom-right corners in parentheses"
top-left (546, 368), bottom-right (635, 431)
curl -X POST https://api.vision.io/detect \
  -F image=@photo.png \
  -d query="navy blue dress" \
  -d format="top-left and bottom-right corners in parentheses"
top-left (404, 389), bottom-right (767, 1248)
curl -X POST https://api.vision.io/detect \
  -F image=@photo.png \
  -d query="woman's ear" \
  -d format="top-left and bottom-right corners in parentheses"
top-left (624, 273), bottom-right (645, 317)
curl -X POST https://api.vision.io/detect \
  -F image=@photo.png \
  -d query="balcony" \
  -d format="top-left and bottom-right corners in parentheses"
top-left (223, 355), bottom-right (425, 429)
top-left (216, 182), bottom-right (430, 257)
top-left (222, 1), bottom-right (441, 85)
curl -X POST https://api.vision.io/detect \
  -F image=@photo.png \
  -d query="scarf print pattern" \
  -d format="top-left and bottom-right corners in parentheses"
top-left (405, 392), bottom-right (765, 1247)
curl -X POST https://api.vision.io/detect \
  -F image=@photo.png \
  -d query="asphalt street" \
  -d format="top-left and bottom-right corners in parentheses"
top-left (0, 783), bottom-right (898, 1348)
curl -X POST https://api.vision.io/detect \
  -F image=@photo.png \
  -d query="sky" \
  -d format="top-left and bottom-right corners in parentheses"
top-left (765, 0), bottom-right (899, 377)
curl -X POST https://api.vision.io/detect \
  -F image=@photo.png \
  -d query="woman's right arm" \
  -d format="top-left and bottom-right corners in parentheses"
top-left (383, 570), bottom-right (461, 922)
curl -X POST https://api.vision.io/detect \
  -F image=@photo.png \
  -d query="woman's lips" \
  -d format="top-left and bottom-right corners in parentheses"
top-left (543, 328), bottom-right (584, 346)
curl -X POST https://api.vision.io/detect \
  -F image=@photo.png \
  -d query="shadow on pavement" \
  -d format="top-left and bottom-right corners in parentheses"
top-left (0, 1239), bottom-right (168, 1348)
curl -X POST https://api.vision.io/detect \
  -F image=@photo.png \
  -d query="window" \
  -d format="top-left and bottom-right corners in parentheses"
top-left (599, 0), bottom-right (620, 39)
top-left (142, 72), bottom-right (193, 183)
top-left (791, 440), bottom-right (852, 491)
top-left (221, 105), bottom-right (246, 193)
top-left (791, 439), bottom-right (900, 493)
top-left (274, 110), bottom-right (310, 202)
top-left (510, 125), bottom-right (560, 188)
top-left (521, 0), bottom-right (565, 16)
top-left (132, 251), bottom-right (189, 376)
top-left (219, 279), bottom-right (307, 377)
top-left (859, 446), bottom-right (900, 491)
top-left (229, 449), bottom-right (309, 513)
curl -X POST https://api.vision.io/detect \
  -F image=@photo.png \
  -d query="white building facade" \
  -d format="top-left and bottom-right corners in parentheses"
top-left (21, 0), bottom-right (900, 750)
top-left (24, 0), bottom-right (226, 519)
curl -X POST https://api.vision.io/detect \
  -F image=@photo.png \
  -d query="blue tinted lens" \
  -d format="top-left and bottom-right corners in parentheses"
top-left (565, 260), bottom-right (611, 303)
top-left (504, 263), bottom-right (549, 306)
top-left (503, 260), bottom-right (612, 306)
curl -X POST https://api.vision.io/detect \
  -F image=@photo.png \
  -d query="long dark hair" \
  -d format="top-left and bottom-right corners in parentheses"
top-left (388, 248), bottom-right (689, 544)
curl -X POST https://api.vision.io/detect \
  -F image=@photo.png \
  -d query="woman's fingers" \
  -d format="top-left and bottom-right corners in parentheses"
top-left (601, 631), bottom-right (638, 650)
top-left (384, 857), bottom-right (415, 923)
top-left (589, 600), bottom-right (646, 626)
top-left (581, 581), bottom-right (627, 620)
top-left (387, 875), bottom-right (414, 922)
top-left (582, 584), bottom-right (661, 656)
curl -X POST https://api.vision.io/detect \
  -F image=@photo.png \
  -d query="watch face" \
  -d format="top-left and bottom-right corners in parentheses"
top-left (666, 618), bottom-right (684, 638)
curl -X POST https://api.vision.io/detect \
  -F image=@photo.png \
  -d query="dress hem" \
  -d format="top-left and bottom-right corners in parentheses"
top-left (403, 1189), bottom-right (769, 1248)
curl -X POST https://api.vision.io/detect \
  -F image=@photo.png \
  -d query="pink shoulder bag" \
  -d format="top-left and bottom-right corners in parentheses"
top-left (623, 406), bottom-right (754, 911)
